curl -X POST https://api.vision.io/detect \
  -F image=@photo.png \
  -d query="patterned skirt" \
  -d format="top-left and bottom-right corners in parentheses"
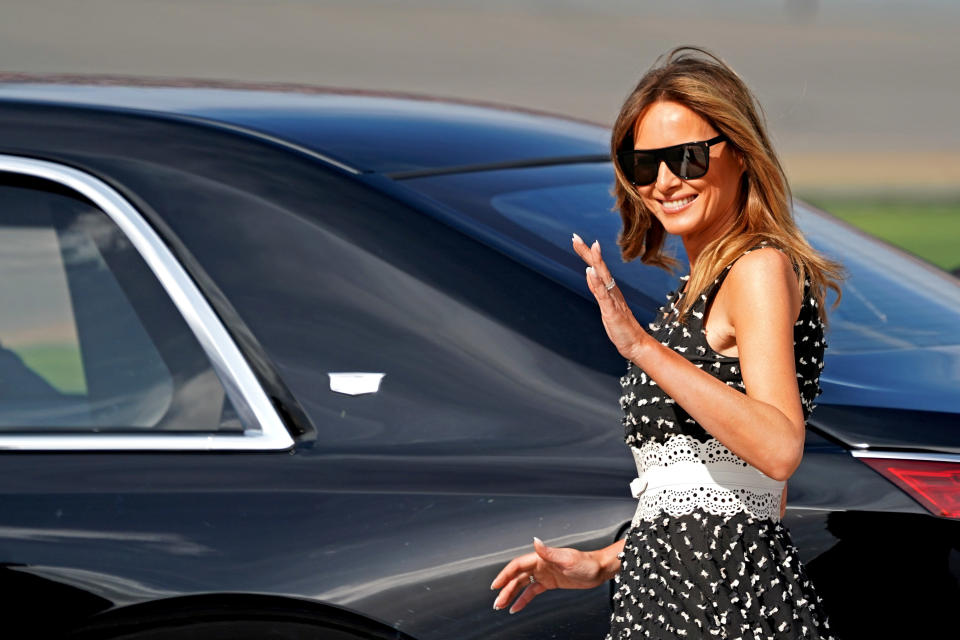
top-left (605, 509), bottom-right (837, 639)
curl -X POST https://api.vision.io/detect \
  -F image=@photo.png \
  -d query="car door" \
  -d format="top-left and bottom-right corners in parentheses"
top-left (0, 156), bottom-right (312, 638)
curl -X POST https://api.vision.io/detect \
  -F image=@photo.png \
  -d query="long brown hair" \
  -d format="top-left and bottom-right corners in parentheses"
top-left (611, 45), bottom-right (844, 325)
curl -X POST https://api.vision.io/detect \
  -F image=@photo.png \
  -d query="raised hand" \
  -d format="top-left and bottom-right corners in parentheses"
top-left (571, 234), bottom-right (652, 360)
top-left (491, 537), bottom-right (616, 614)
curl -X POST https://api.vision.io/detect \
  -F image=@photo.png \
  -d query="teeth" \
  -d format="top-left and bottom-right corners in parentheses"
top-left (662, 195), bottom-right (696, 211)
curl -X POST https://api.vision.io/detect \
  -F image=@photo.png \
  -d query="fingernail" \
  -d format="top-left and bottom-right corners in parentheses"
top-left (533, 536), bottom-right (543, 545)
top-left (509, 608), bottom-right (518, 615)
top-left (572, 232), bottom-right (582, 244)
top-left (586, 266), bottom-right (595, 275)
top-left (592, 240), bottom-right (599, 249)
top-left (493, 603), bottom-right (502, 611)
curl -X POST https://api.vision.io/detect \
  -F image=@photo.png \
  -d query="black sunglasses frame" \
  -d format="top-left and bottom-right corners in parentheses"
top-left (617, 134), bottom-right (727, 186)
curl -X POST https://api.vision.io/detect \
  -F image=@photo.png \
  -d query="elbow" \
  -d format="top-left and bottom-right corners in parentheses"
top-left (765, 442), bottom-right (804, 482)
top-left (766, 463), bottom-right (793, 483)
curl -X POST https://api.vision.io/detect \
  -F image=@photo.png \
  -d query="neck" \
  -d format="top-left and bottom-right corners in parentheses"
top-left (681, 208), bottom-right (740, 273)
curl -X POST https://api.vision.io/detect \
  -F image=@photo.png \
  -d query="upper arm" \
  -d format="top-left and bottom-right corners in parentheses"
top-left (725, 247), bottom-right (805, 432)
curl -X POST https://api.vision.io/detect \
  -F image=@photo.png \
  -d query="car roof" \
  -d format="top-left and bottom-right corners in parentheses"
top-left (0, 76), bottom-right (610, 175)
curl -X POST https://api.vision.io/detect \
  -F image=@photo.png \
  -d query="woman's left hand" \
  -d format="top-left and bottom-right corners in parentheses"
top-left (572, 234), bottom-right (651, 360)
top-left (491, 537), bottom-right (612, 614)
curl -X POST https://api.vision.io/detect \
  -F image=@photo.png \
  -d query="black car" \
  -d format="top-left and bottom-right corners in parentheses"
top-left (0, 78), bottom-right (956, 640)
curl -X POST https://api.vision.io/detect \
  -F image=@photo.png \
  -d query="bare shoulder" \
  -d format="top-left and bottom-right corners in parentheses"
top-left (729, 246), bottom-right (797, 285)
top-left (724, 246), bottom-right (801, 325)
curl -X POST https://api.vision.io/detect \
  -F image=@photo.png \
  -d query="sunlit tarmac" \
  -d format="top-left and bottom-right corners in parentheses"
top-left (2, 0), bottom-right (958, 191)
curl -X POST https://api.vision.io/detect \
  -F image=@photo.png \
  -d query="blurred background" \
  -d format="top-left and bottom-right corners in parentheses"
top-left (3, 0), bottom-right (958, 274)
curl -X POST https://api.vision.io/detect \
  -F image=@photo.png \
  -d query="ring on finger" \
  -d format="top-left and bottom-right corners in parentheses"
top-left (528, 574), bottom-right (537, 584)
top-left (604, 277), bottom-right (616, 291)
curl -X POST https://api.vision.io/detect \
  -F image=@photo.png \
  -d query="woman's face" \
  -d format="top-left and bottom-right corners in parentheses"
top-left (631, 100), bottom-right (744, 248)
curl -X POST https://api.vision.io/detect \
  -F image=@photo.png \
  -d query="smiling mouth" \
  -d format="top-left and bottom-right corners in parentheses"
top-left (661, 194), bottom-right (698, 212)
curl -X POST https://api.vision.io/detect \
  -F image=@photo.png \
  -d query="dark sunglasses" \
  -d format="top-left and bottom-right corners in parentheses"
top-left (617, 134), bottom-right (727, 186)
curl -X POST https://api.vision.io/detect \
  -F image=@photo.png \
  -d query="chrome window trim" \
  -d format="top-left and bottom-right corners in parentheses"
top-left (851, 449), bottom-right (960, 464)
top-left (0, 154), bottom-right (294, 451)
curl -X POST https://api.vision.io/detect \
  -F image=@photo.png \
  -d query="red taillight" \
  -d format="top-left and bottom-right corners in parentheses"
top-left (861, 457), bottom-right (960, 519)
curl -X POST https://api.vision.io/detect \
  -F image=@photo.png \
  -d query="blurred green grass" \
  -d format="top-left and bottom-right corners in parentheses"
top-left (17, 344), bottom-right (87, 394)
top-left (801, 196), bottom-right (960, 274)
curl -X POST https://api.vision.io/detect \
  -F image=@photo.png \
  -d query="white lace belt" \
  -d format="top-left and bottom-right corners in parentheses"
top-left (629, 436), bottom-right (785, 525)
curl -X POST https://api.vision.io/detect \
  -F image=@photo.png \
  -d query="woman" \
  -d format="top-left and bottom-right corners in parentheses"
top-left (491, 46), bottom-right (844, 639)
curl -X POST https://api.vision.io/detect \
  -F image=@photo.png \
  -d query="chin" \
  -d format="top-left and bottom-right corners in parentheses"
top-left (655, 213), bottom-right (700, 238)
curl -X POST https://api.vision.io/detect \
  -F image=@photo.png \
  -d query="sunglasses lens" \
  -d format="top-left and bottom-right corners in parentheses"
top-left (619, 152), bottom-right (659, 186)
top-left (668, 144), bottom-right (709, 179)
top-left (619, 140), bottom-right (715, 185)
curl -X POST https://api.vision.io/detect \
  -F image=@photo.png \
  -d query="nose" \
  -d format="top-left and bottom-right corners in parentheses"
top-left (655, 159), bottom-right (682, 193)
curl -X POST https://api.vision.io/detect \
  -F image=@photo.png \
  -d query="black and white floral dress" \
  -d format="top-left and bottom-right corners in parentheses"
top-left (606, 242), bottom-right (837, 640)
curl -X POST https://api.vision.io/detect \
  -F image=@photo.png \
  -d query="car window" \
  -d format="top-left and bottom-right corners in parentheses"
top-left (402, 163), bottom-right (685, 321)
top-left (488, 175), bottom-right (686, 307)
top-left (792, 202), bottom-right (960, 353)
top-left (404, 163), bottom-right (960, 353)
top-left (0, 174), bottom-right (242, 432)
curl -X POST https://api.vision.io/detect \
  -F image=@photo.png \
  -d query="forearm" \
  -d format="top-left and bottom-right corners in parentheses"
top-left (589, 538), bottom-right (625, 582)
top-left (780, 482), bottom-right (788, 519)
top-left (627, 338), bottom-right (803, 481)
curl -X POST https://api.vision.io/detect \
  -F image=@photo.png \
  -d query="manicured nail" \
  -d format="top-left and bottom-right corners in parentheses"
top-left (509, 608), bottom-right (518, 615)
top-left (493, 603), bottom-right (502, 611)
top-left (572, 232), bottom-right (583, 244)
top-left (533, 536), bottom-right (543, 545)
